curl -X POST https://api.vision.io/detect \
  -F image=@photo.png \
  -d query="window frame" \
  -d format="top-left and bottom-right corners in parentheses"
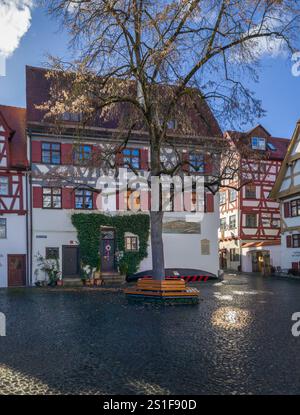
top-left (291, 199), bottom-right (300, 217)
top-left (220, 191), bottom-right (226, 205)
top-left (245, 184), bottom-right (257, 199)
top-left (229, 215), bottom-right (236, 229)
top-left (42, 187), bottom-right (62, 209)
top-left (73, 144), bottom-right (92, 165)
top-left (125, 236), bottom-right (139, 252)
top-left (122, 148), bottom-right (141, 170)
top-left (220, 218), bottom-right (226, 231)
top-left (0, 175), bottom-right (10, 196)
top-left (229, 189), bottom-right (237, 203)
top-left (251, 137), bottom-right (266, 150)
top-left (0, 218), bottom-right (7, 239)
top-left (245, 213), bottom-right (257, 228)
top-left (293, 234), bottom-right (300, 248)
top-left (189, 152), bottom-right (205, 173)
top-left (41, 142), bottom-right (61, 165)
top-left (75, 188), bottom-right (93, 210)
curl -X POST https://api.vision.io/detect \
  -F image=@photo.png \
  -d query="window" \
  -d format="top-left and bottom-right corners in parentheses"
top-left (262, 217), bottom-right (271, 228)
top-left (122, 148), bottom-right (140, 169)
top-left (189, 152), bottom-right (205, 173)
top-left (74, 145), bottom-right (92, 164)
top-left (167, 119), bottom-right (177, 130)
top-left (125, 236), bottom-right (139, 252)
top-left (251, 137), bottom-right (266, 150)
top-left (42, 188), bottom-right (62, 209)
top-left (46, 247), bottom-right (59, 260)
top-left (75, 189), bottom-right (93, 209)
top-left (293, 235), bottom-right (300, 248)
top-left (245, 184), bottom-right (256, 199)
top-left (230, 248), bottom-right (240, 262)
top-left (267, 142), bottom-right (277, 151)
top-left (229, 189), bottom-right (237, 202)
top-left (272, 219), bottom-right (280, 228)
top-left (245, 214), bottom-right (257, 228)
top-left (220, 191), bottom-right (226, 205)
top-left (201, 239), bottom-right (210, 255)
top-left (229, 215), bottom-right (236, 229)
top-left (0, 218), bottom-right (6, 239)
top-left (42, 142), bottom-right (61, 164)
top-left (291, 199), bottom-right (300, 217)
top-left (61, 112), bottom-right (82, 122)
top-left (220, 218), bottom-right (226, 231)
top-left (0, 176), bottom-right (9, 195)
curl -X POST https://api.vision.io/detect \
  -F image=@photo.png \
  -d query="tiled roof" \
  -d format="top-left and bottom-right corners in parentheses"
top-left (0, 105), bottom-right (27, 168)
top-left (26, 65), bottom-right (223, 138)
top-left (226, 125), bottom-right (290, 160)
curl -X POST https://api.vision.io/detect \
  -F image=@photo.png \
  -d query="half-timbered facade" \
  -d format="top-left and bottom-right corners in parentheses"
top-left (219, 125), bottom-right (289, 273)
top-left (270, 120), bottom-right (300, 272)
top-left (26, 66), bottom-right (222, 283)
top-left (0, 105), bottom-right (28, 287)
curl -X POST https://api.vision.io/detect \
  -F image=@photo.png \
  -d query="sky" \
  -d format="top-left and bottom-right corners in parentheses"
top-left (0, 1), bottom-right (300, 139)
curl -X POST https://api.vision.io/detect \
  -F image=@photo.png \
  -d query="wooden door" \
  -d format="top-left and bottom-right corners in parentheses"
top-left (62, 246), bottom-right (80, 278)
top-left (100, 229), bottom-right (116, 273)
top-left (8, 255), bottom-right (26, 287)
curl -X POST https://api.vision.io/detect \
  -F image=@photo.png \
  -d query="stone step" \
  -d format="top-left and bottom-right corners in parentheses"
top-left (63, 278), bottom-right (82, 287)
top-left (101, 273), bottom-right (126, 285)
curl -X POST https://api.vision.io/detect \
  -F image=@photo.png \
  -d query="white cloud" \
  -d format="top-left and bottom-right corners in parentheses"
top-left (0, 0), bottom-right (34, 58)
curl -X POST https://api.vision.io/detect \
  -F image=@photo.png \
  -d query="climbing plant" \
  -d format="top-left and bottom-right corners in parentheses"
top-left (71, 213), bottom-right (150, 275)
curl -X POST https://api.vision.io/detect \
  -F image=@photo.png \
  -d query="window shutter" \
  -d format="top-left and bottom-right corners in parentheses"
top-left (115, 152), bottom-right (124, 167)
top-left (284, 202), bottom-right (291, 218)
top-left (93, 191), bottom-right (101, 211)
top-left (62, 188), bottom-right (74, 209)
top-left (31, 141), bottom-right (41, 163)
top-left (286, 235), bottom-right (292, 248)
top-left (32, 186), bottom-right (43, 208)
top-left (205, 193), bottom-right (214, 213)
top-left (140, 149), bottom-right (149, 170)
top-left (61, 144), bottom-right (73, 164)
top-left (141, 189), bottom-right (150, 212)
top-left (92, 145), bottom-right (101, 166)
top-left (204, 154), bottom-right (213, 175)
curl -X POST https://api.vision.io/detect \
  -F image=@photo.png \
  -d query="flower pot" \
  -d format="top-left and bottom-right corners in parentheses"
top-left (89, 278), bottom-right (95, 286)
top-left (95, 279), bottom-right (102, 287)
top-left (57, 280), bottom-right (63, 287)
top-left (94, 271), bottom-right (101, 279)
top-left (82, 279), bottom-right (87, 286)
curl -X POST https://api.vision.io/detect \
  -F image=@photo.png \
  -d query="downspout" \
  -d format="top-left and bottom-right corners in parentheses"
top-left (28, 129), bottom-right (33, 285)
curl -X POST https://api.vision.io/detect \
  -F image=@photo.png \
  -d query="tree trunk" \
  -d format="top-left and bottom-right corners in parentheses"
top-left (150, 210), bottom-right (165, 280)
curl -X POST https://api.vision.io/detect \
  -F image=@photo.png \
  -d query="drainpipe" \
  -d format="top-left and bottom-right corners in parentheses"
top-left (28, 129), bottom-right (33, 286)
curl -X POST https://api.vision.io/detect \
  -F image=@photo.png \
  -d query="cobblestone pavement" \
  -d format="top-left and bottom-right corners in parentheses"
top-left (0, 273), bottom-right (300, 395)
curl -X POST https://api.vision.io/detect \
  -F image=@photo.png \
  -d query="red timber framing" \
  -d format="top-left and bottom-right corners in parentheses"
top-left (0, 106), bottom-right (27, 215)
top-left (239, 158), bottom-right (282, 241)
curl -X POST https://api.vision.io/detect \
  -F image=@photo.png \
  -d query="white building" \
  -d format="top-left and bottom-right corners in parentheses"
top-left (26, 66), bottom-right (222, 283)
top-left (270, 120), bottom-right (300, 272)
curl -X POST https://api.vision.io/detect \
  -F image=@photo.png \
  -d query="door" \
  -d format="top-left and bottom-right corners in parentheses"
top-left (8, 255), bottom-right (26, 287)
top-left (100, 229), bottom-right (116, 273)
top-left (62, 246), bottom-right (80, 278)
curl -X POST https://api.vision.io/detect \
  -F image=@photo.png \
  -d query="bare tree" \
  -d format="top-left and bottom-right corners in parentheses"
top-left (39, 0), bottom-right (300, 279)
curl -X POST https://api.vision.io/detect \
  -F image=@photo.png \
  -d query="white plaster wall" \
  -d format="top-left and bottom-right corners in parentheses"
top-left (33, 194), bottom-right (220, 279)
top-left (0, 214), bottom-right (27, 287)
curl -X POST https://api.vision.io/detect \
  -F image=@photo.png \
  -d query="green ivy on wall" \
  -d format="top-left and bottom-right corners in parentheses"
top-left (71, 213), bottom-right (150, 275)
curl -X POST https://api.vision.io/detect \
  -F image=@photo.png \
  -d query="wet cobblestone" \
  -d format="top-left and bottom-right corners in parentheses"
top-left (0, 273), bottom-right (300, 395)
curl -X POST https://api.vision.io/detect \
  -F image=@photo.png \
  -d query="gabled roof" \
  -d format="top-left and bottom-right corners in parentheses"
top-left (0, 105), bottom-right (27, 168)
top-left (270, 121), bottom-right (300, 199)
top-left (26, 65), bottom-right (223, 138)
top-left (225, 125), bottom-right (289, 161)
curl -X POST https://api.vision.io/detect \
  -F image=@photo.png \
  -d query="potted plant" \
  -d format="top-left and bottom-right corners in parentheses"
top-left (35, 254), bottom-right (61, 287)
top-left (94, 257), bottom-right (102, 286)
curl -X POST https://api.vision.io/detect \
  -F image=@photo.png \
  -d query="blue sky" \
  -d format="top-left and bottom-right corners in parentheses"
top-left (0, 3), bottom-right (299, 139)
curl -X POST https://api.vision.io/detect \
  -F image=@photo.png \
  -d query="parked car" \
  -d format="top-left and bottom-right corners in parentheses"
top-left (126, 268), bottom-right (218, 282)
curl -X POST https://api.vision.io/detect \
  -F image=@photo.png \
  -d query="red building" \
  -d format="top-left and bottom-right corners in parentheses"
top-left (219, 125), bottom-right (289, 273)
top-left (0, 105), bottom-right (28, 287)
